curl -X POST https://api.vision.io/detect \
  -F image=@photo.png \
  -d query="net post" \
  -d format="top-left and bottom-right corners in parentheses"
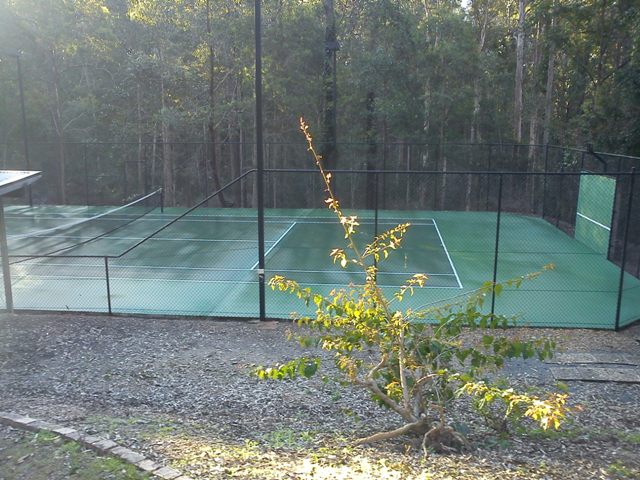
top-left (491, 174), bottom-right (503, 317)
top-left (104, 257), bottom-right (112, 315)
top-left (614, 168), bottom-right (635, 331)
top-left (0, 198), bottom-right (14, 312)
top-left (159, 188), bottom-right (164, 213)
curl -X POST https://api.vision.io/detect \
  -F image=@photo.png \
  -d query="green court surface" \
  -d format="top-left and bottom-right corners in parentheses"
top-left (2, 206), bottom-right (639, 329)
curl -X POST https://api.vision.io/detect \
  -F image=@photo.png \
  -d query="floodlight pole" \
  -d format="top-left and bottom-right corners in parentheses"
top-left (255, 0), bottom-right (266, 321)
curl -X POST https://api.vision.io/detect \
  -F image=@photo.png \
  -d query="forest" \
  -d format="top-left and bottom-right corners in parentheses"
top-left (0, 0), bottom-right (638, 206)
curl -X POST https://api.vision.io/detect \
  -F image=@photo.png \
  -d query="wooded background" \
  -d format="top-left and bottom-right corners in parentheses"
top-left (0, 0), bottom-right (638, 206)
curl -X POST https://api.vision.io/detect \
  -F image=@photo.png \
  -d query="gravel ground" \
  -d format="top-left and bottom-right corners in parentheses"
top-left (1, 312), bottom-right (639, 479)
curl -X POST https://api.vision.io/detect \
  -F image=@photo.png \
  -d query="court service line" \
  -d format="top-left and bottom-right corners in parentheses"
top-left (7, 215), bottom-right (436, 227)
top-left (251, 222), bottom-right (298, 270)
top-left (10, 234), bottom-right (268, 244)
top-left (267, 268), bottom-right (458, 277)
top-left (18, 263), bottom-right (255, 272)
top-left (16, 273), bottom-right (464, 289)
top-left (576, 212), bottom-right (611, 231)
top-left (431, 220), bottom-right (463, 289)
top-left (17, 262), bottom-right (460, 279)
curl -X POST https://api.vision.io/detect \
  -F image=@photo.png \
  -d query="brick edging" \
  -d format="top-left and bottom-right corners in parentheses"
top-left (0, 412), bottom-right (191, 480)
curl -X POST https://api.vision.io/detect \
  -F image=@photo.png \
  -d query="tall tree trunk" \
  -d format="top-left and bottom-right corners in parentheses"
top-left (231, 80), bottom-right (242, 207)
top-left (159, 48), bottom-right (175, 207)
top-left (206, 0), bottom-right (229, 207)
top-left (528, 21), bottom-right (544, 160)
top-left (420, 76), bottom-right (431, 204)
top-left (136, 82), bottom-right (144, 192)
top-left (365, 91), bottom-right (377, 210)
top-left (438, 101), bottom-right (449, 210)
top-left (470, 8), bottom-right (489, 143)
top-left (514, 0), bottom-right (526, 143)
top-left (48, 49), bottom-right (66, 204)
top-left (321, 0), bottom-right (338, 169)
top-left (151, 125), bottom-right (157, 189)
top-left (542, 16), bottom-right (556, 146)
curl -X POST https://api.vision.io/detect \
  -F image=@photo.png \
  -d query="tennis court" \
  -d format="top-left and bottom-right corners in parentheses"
top-left (2, 199), bottom-right (639, 329)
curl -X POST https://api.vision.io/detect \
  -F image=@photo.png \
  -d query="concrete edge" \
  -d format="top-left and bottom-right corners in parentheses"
top-left (0, 411), bottom-right (192, 480)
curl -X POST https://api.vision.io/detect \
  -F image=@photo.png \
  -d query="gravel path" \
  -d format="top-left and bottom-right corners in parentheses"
top-left (1, 312), bottom-right (639, 479)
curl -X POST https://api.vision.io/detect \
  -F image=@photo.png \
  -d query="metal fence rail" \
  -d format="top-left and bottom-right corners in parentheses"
top-left (1, 141), bottom-right (638, 207)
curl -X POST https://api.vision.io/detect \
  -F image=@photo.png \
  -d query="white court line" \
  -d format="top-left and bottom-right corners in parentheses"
top-left (432, 220), bottom-right (463, 289)
top-left (6, 213), bottom-right (435, 223)
top-left (16, 262), bottom-right (459, 278)
top-left (267, 268), bottom-right (457, 277)
top-left (10, 234), bottom-right (267, 243)
top-left (576, 212), bottom-right (611, 231)
top-left (251, 222), bottom-right (298, 270)
top-left (13, 274), bottom-right (257, 285)
top-left (17, 262), bottom-right (255, 272)
top-left (15, 273), bottom-right (463, 289)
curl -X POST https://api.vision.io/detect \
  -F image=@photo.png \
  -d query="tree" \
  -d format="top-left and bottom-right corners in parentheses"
top-left (257, 119), bottom-right (571, 452)
top-left (514, 0), bottom-right (526, 143)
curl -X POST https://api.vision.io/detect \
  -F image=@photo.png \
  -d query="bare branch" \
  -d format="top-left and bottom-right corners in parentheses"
top-left (355, 417), bottom-right (430, 445)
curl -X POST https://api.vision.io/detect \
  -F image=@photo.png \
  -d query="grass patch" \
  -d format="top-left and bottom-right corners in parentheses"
top-left (0, 429), bottom-right (150, 480)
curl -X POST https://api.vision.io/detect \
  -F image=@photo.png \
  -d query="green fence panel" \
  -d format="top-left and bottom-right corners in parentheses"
top-left (575, 172), bottom-right (616, 255)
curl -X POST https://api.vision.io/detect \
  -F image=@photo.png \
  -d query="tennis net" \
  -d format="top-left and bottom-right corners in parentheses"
top-left (8, 189), bottom-right (163, 258)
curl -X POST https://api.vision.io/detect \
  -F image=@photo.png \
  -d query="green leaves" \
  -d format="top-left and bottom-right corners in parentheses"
top-left (461, 381), bottom-right (572, 432)
top-left (255, 357), bottom-right (321, 381)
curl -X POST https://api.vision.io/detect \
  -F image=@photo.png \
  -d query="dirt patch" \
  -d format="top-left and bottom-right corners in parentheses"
top-left (1, 312), bottom-right (639, 479)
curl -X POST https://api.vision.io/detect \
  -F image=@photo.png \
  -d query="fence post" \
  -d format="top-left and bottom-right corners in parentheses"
top-left (255, 0), bottom-right (266, 322)
top-left (614, 168), bottom-right (635, 331)
top-left (0, 198), bottom-right (14, 312)
top-left (491, 174), bottom-right (503, 317)
top-left (104, 257), bottom-right (112, 315)
top-left (373, 171), bottom-right (379, 277)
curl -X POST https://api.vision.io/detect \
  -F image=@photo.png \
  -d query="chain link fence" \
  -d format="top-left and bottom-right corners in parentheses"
top-left (0, 142), bottom-right (638, 328)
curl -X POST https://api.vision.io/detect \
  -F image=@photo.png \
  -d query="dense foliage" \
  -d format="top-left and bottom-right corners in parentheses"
top-left (1, 0), bottom-right (638, 165)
